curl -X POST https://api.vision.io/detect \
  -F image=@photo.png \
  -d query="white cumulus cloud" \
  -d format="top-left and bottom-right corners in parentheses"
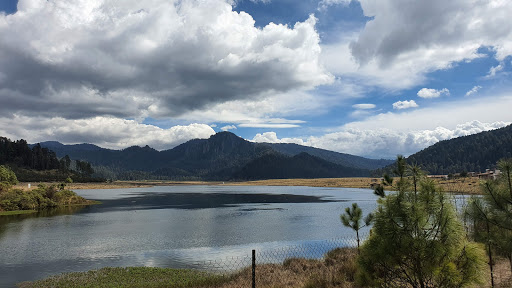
top-left (323, 0), bottom-right (512, 90)
top-left (0, 0), bottom-right (332, 119)
top-left (393, 100), bottom-right (418, 110)
top-left (0, 115), bottom-right (215, 150)
top-left (220, 125), bottom-right (237, 131)
top-left (465, 86), bottom-right (482, 97)
top-left (417, 88), bottom-right (450, 99)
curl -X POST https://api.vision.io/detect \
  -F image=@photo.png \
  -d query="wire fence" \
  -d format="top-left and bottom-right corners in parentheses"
top-left (185, 236), bottom-right (363, 288)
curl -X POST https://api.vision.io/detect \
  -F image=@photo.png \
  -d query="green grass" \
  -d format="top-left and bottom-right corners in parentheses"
top-left (0, 210), bottom-right (37, 216)
top-left (17, 267), bottom-right (232, 288)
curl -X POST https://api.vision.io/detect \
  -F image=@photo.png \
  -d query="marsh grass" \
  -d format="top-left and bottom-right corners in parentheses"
top-left (17, 267), bottom-right (232, 288)
top-left (0, 210), bottom-right (37, 216)
top-left (46, 177), bottom-right (483, 195)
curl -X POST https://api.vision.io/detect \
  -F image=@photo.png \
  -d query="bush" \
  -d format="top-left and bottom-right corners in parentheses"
top-left (0, 165), bottom-right (18, 187)
top-left (0, 184), bottom-right (87, 211)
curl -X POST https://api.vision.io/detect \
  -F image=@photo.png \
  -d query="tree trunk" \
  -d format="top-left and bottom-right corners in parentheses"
top-left (509, 255), bottom-right (512, 274)
top-left (356, 229), bottom-right (360, 254)
top-left (487, 221), bottom-right (495, 288)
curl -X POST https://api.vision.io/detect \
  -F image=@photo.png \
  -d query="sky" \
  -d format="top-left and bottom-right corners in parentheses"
top-left (0, 0), bottom-right (511, 159)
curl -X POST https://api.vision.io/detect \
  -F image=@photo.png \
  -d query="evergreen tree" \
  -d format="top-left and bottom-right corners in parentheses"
top-left (0, 165), bottom-right (18, 192)
top-left (340, 203), bottom-right (373, 253)
top-left (466, 158), bottom-right (512, 279)
top-left (358, 156), bottom-right (487, 287)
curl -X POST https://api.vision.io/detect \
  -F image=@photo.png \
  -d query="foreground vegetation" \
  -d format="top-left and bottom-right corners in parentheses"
top-left (17, 248), bottom-right (512, 288)
top-left (360, 156), bottom-right (487, 287)
top-left (0, 165), bottom-right (96, 213)
top-left (17, 267), bottom-right (231, 288)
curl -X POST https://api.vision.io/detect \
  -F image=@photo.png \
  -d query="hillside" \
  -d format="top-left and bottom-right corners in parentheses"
top-left (406, 124), bottom-right (512, 174)
top-left (265, 143), bottom-right (393, 170)
top-left (232, 152), bottom-right (369, 180)
top-left (35, 132), bottom-right (387, 180)
top-left (1, 137), bottom-right (99, 182)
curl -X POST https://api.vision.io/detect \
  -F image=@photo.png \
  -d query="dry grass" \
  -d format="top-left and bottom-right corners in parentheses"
top-left (218, 247), bottom-right (359, 288)
top-left (229, 177), bottom-right (486, 195)
top-left (15, 177), bottom-right (485, 195)
top-left (494, 257), bottom-right (512, 288)
top-left (226, 178), bottom-right (376, 189)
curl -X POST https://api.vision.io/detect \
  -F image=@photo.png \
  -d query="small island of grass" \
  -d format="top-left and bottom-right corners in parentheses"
top-left (0, 165), bottom-right (96, 216)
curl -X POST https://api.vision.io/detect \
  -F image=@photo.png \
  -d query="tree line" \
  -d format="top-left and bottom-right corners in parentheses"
top-left (0, 137), bottom-right (98, 182)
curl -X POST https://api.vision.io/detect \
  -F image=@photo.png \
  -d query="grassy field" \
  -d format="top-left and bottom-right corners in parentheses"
top-left (14, 176), bottom-right (485, 194)
top-left (17, 249), bottom-right (511, 288)
top-left (0, 210), bottom-right (37, 216)
top-left (17, 267), bottom-right (232, 288)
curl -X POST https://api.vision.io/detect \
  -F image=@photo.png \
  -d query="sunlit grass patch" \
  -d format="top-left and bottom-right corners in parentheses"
top-left (18, 267), bottom-right (232, 288)
top-left (0, 210), bottom-right (37, 216)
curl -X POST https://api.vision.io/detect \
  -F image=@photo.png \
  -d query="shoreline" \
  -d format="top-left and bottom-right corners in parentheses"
top-left (0, 201), bottom-right (101, 216)
top-left (14, 177), bottom-right (483, 194)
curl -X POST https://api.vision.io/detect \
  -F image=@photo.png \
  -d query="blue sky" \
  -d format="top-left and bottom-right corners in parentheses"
top-left (0, 0), bottom-right (511, 158)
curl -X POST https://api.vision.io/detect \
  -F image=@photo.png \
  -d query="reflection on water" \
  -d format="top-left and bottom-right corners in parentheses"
top-left (0, 185), bottom-right (378, 287)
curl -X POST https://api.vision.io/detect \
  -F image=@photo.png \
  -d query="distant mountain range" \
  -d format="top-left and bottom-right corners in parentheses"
top-left (34, 132), bottom-right (393, 180)
top-left (23, 123), bottom-right (512, 180)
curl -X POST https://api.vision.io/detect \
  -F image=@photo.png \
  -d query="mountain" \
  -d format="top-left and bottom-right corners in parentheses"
top-left (406, 124), bottom-right (512, 174)
top-left (35, 132), bottom-right (391, 180)
top-left (265, 143), bottom-right (393, 170)
top-left (233, 152), bottom-right (369, 180)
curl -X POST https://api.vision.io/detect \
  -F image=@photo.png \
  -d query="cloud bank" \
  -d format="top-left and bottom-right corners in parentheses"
top-left (0, 115), bottom-right (215, 150)
top-left (252, 94), bottom-right (512, 158)
top-left (322, 0), bottom-right (512, 90)
top-left (252, 120), bottom-right (509, 159)
top-left (0, 0), bottom-right (332, 120)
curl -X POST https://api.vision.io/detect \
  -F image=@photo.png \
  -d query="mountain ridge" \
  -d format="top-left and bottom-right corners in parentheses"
top-left (33, 131), bottom-right (390, 180)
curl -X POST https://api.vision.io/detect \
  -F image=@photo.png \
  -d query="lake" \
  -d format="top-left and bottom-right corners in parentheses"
top-left (0, 185), bottom-right (455, 287)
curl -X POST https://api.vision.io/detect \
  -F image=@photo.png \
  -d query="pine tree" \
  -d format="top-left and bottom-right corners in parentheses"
top-left (340, 203), bottom-right (373, 253)
top-left (466, 158), bottom-right (512, 281)
top-left (358, 156), bottom-right (487, 287)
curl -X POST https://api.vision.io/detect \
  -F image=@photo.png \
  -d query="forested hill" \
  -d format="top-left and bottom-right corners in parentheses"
top-left (34, 132), bottom-right (389, 180)
top-left (233, 152), bottom-right (370, 180)
top-left (1, 137), bottom-right (60, 170)
top-left (0, 137), bottom-right (97, 182)
top-left (406, 124), bottom-right (512, 174)
top-left (265, 143), bottom-right (393, 170)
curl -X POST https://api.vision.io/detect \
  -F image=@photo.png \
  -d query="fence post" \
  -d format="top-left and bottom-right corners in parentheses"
top-left (252, 249), bottom-right (256, 288)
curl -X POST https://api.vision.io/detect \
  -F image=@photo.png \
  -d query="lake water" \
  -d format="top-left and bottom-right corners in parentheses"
top-left (0, 185), bottom-right (462, 287)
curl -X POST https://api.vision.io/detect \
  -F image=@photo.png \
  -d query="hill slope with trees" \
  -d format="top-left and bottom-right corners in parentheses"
top-left (406, 124), bottom-right (512, 174)
top-left (0, 137), bottom-right (98, 182)
top-left (232, 152), bottom-right (369, 180)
